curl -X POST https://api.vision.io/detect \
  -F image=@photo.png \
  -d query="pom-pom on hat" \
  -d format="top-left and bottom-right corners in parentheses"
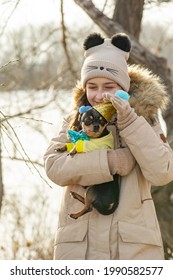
top-left (81, 33), bottom-right (131, 92)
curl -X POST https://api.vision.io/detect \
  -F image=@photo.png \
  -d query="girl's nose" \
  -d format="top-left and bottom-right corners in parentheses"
top-left (95, 89), bottom-right (104, 102)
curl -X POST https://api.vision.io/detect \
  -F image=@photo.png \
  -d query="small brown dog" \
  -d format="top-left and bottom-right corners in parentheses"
top-left (57, 105), bottom-right (120, 219)
top-left (57, 105), bottom-right (109, 156)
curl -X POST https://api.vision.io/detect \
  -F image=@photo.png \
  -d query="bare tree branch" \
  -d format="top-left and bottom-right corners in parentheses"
top-left (60, 0), bottom-right (77, 80)
top-left (0, 99), bottom-right (54, 123)
top-left (0, 111), bottom-right (52, 188)
top-left (0, 59), bottom-right (19, 70)
top-left (3, 156), bottom-right (43, 168)
top-left (0, 0), bottom-right (21, 36)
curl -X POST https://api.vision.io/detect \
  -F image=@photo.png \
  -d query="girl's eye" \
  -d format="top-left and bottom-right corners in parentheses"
top-left (88, 87), bottom-right (97, 90)
top-left (105, 87), bottom-right (114, 90)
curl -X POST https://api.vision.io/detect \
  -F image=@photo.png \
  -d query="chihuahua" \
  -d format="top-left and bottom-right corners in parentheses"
top-left (56, 106), bottom-right (120, 219)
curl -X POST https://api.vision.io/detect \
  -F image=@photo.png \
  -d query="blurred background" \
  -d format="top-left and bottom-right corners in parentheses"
top-left (0, 0), bottom-right (173, 260)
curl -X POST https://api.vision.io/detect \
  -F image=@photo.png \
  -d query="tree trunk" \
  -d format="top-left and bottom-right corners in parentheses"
top-left (152, 184), bottom-right (173, 259)
top-left (113, 0), bottom-right (144, 39)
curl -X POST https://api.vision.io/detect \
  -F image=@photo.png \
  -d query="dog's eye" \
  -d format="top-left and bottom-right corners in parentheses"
top-left (84, 117), bottom-right (93, 125)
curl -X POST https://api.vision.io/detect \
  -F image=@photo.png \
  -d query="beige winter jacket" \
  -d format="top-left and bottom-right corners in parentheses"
top-left (44, 65), bottom-right (173, 260)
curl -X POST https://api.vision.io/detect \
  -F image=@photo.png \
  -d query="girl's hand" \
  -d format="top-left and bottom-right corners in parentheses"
top-left (103, 92), bottom-right (138, 130)
top-left (107, 147), bottom-right (136, 176)
top-left (103, 92), bottom-right (129, 113)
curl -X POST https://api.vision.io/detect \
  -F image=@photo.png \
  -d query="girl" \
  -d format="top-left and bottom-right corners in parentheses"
top-left (44, 33), bottom-right (173, 260)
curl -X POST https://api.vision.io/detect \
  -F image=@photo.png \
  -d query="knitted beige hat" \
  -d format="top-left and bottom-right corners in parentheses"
top-left (81, 33), bottom-right (131, 92)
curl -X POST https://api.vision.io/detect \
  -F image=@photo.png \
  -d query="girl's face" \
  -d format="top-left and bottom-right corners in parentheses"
top-left (86, 77), bottom-right (122, 106)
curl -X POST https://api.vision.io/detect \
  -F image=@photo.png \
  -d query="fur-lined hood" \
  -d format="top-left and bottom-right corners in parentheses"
top-left (128, 65), bottom-right (169, 124)
top-left (72, 64), bottom-right (169, 125)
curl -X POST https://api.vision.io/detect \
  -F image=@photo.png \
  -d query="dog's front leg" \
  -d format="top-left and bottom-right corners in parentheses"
top-left (55, 145), bottom-right (67, 152)
top-left (68, 145), bottom-right (77, 156)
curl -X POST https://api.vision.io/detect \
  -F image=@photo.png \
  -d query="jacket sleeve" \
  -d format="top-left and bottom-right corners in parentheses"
top-left (43, 116), bottom-right (113, 187)
top-left (120, 116), bottom-right (173, 186)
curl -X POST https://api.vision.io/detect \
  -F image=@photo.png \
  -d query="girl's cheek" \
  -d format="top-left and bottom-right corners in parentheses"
top-left (86, 91), bottom-right (94, 103)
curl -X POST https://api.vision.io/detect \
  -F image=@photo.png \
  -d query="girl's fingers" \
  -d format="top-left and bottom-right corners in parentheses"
top-left (103, 92), bottom-right (112, 102)
top-left (110, 97), bottom-right (123, 111)
top-left (103, 93), bottom-right (129, 112)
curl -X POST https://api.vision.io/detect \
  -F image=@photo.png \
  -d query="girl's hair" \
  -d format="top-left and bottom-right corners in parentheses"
top-left (69, 82), bottom-right (90, 131)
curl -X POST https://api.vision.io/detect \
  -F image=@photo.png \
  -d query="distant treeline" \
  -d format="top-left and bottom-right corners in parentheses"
top-left (0, 23), bottom-right (85, 92)
top-left (1, 19), bottom-right (173, 92)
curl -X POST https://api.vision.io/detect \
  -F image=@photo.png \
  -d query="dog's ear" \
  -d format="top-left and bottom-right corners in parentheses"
top-left (78, 106), bottom-right (92, 124)
top-left (78, 113), bottom-right (82, 123)
top-left (83, 33), bottom-right (104, 50)
top-left (111, 33), bottom-right (131, 52)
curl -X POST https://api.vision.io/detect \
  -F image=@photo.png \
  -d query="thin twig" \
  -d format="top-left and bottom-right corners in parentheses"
top-left (17, 116), bottom-right (53, 125)
top-left (1, 123), bottom-right (32, 171)
top-left (0, 98), bottom-right (54, 123)
top-left (1, 124), bottom-right (14, 160)
top-left (3, 156), bottom-right (44, 168)
top-left (0, 59), bottom-right (19, 71)
top-left (0, 111), bottom-right (52, 188)
top-left (0, 0), bottom-right (21, 36)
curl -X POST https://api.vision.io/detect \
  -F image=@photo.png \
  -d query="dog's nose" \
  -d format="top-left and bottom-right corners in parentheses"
top-left (93, 125), bottom-right (99, 132)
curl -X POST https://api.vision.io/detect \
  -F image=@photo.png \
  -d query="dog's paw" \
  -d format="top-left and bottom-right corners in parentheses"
top-left (67, 152), bottom-right (75, 157)
top-left (69, 191), bottom-right (77, 199)
top-left (69, 191), bottom-right (74, 197)
top-left (68, 149), bottom-right (77, 156)
top-left (68, 213), bottom-right (78, 220)
top-left (54, 146), bottom-right (67, 152)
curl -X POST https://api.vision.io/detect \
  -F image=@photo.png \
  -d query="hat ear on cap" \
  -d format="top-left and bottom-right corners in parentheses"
top-left (79, 105), bottom-right (92, 114)
top-left (83, 33), bottom-right (104, 50)
top-left (111, 33), bottom-right (131, 52)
